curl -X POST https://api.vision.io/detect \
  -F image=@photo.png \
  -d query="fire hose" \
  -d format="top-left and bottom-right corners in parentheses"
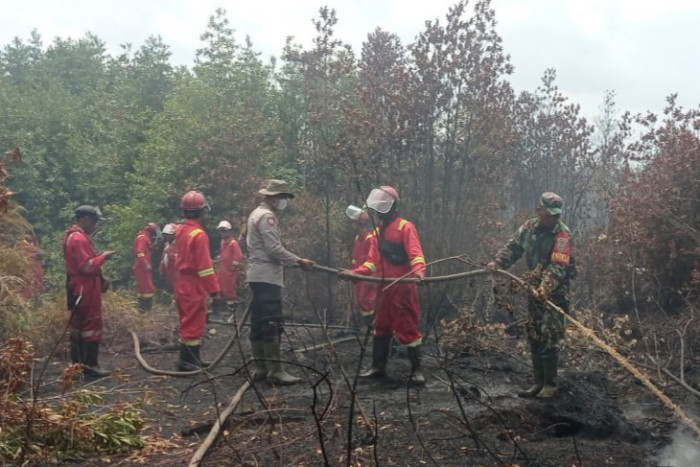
top-left (130, 264), bottom-right (700, 438)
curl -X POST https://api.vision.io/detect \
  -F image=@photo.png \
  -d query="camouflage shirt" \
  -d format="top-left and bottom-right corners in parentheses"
top-left (494, 218), bottom-right (572, 296)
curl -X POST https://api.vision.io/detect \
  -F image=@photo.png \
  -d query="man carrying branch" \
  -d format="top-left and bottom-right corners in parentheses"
top-left (487, 192), bottom-right (573, 398)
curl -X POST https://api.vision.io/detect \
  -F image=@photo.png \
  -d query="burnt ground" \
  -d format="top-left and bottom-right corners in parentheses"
top-left (34, 304), bottom-right (697, 467)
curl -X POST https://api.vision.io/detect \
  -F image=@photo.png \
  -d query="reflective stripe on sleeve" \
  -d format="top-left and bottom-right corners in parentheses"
top-left (398, 219), bottom-right (408, 230)
top-left (198, 268), bottom-right (215, 277)
top-left (410, 256), bottom-right (426, 266)
top-left (189, 228), bottom-right (204, 238)
top-left (137, 253), bottom-right (146, 257)
top-left (362, 261), bottom-right (377, 272)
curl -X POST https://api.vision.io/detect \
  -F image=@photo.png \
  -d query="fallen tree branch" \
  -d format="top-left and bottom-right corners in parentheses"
top-left (659, 367), bottom-right (700, 399)
top-left (318, 263), bottom-right (700, 439)
top-left (293, 336), bottom-right (357, 353)
top-left (188, 380), bottom-right (251, 467)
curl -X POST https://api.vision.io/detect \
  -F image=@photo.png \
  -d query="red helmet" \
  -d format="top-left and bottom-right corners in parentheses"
top-left (181, 190), bottom-right (207, 210)
top-left (145, 222), bottom-right (159, 236)
top-left (379, 185), bottom-right (400, 201)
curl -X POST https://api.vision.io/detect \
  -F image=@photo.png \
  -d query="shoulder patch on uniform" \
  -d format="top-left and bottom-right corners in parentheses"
top-left (556, 237), bottom-right (568, 251)
top-left (267, 217), bottom-right (275, 226)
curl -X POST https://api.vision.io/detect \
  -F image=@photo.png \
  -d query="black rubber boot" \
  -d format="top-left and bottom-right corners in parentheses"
top-left (538, 352), bottom-right (559, 398)
top-left (407, 346), bottom-right (426, 385)
top-left (178, 344), bottom-right (211, 371)
top-left (82, 342), bottom-right (110, 377)
top-left (69, 338), bottom-right (83, 365)
top-left (250, 340), bottom-right (268, 382)
top-left (518, 353), bottom-right (544, 398)
top-left (177, 343), bottom-right (197, 371)
top-left (360, 336), bottom-right (391, 379)
top-left (138, 297), bottom-right (153, 313)
top-left (264, 341), bottom-right (301, 385)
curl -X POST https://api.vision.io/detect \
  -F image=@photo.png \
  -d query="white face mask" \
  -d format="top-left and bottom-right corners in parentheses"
top-left (275, 198), bottom-right (288, 211)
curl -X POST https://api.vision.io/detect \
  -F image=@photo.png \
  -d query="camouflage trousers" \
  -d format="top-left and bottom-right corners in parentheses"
top-left (526, 295), bottom-right (568, 358)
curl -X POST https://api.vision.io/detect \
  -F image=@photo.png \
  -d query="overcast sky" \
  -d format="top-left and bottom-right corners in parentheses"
top-left (1, 0), bottom-right (698, 122)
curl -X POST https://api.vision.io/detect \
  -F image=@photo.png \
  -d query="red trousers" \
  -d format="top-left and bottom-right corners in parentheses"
top-left (175, 272), bottom-right (207, 344)
top-left (67, 275), bottom-right (103, 343)
top-left (69, 305), bottom-right (103, 343)
top-left (134, 266), bottom-right (154, 298)
top-left (373, 282), bottom-right (422, 346)
top-left (354, 280), bottom-right (378, 314)
top-left (217, 269), bottom-right (238, 302)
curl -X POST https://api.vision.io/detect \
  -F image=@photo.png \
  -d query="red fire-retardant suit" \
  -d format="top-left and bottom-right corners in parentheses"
top-left (175, 219), bottom-right (220, 344)
top-left (133, 228), bottom-right (155, 299)
top-left (19, 235), bottom-right (45, 299)
top-left (351, 218), bottom-right (425, 346)
top-left (159, 240), bottom-right (178, 292)
top-left (217, 237), bottom-right (243, 303)
top-left (63, 226), bottom-right (108, 343)
top-left (351, 229), bottom-right (378, 318)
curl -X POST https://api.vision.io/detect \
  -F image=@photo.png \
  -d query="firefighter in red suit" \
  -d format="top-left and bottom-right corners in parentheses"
top-left (174, 191), bottom-right (222, 370)
top-left (133, 222), bottom-right (159, 311)
top-left (346, 205), bottom-right (378, 328)
top-left (339, 186), bottom-right (427, 384)
top-left (215, 220), bottom-right (243, 311)
top-left (63, 205), bottom-right (115, 377)
top-left (159, 223), bottom-right (177, 293)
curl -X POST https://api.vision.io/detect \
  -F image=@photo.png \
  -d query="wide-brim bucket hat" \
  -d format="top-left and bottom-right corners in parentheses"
top-left (258, 179), bottom-right (295, 199)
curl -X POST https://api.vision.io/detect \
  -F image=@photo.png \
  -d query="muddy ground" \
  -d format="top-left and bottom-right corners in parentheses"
top-left (36, 304), bottom-right (697, 467)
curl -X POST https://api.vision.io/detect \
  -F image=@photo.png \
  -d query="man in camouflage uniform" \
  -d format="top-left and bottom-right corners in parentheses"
top-left (487, 192), bottom-right (572, 398)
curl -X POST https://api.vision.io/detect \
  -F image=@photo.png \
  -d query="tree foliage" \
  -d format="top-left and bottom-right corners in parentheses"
top-left (0, 2), bottom-right (696, 317)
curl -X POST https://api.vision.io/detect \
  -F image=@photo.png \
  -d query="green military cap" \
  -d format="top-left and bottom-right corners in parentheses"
top-left (75, 205), bottom-right (106, 221)
top-left (539, 192), bottom-right (563, 215)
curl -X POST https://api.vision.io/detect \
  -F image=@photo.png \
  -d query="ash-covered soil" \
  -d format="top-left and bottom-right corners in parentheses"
top-left (37, 305), bottom-right (694, 466)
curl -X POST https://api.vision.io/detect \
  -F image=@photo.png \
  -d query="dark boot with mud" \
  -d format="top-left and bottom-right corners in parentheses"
top-left (518, 353), bottom-right (543, 398)
top-left (249, 340), bottom-right (268, 382)
top-left (177, 344), bottom-right (212, 371)
top-left (407, 345), bottom-right (426, 385)
top-left (360, 336), bottom-right (391, 379)
top-left (264, 340), bottom-right (301, 385)
top-left (82, 342), bottom-right (110, 377)
top-left (138, 297), bottom-right (153, 313)
top-left (69, 338), bottom-right (82, 366)
top-left (537, 352), bottom-right (558, 398)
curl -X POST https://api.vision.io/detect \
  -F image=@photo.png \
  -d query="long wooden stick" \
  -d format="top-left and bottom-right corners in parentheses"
top-left (188, 381), bottom-right (251, 467)
top-left (293, 336), bottom-right (357, 353)
top-left (312, 263), bottom-right (486, 283)
top-left (320, 263), bottom-right (700, 438)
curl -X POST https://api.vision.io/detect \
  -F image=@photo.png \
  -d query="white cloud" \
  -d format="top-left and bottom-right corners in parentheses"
top-left (0, 0), bottom-right (698, 119)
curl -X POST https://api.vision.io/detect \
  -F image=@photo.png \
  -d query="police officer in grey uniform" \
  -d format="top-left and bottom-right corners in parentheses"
top-left (246, 180), bottom-right (314, 385)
